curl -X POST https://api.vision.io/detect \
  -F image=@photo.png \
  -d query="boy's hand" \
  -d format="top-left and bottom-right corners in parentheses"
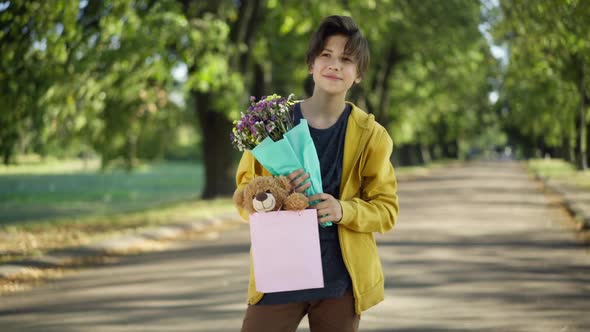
top-left (308, 193), bottom-right (342, 224)
top-left (286, 169), bottom-right (311, 193)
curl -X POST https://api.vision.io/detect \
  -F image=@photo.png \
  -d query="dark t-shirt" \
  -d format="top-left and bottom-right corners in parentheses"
top-left (257, 102), bottom-right (352, 305)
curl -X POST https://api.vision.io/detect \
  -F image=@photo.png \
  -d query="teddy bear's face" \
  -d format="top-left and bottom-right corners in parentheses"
top-left (233, 176), bottom-right (291, 214)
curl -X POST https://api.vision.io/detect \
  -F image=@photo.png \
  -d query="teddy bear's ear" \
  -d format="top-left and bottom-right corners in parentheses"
top-left (277, 176), bottom-right (291, 191)
top-left (233, 188), bottom-right (245, 208)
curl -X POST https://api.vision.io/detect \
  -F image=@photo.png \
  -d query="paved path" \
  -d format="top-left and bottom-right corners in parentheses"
top-left (1, 162), bottom-right (589, 332)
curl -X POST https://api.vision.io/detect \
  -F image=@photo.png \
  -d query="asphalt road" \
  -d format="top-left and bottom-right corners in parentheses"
top-left (1, 162), bottom-right (589, 332)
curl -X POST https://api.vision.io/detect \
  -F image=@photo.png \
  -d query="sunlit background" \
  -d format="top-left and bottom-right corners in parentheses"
top-left (1, 0), bottom-right (589, 271)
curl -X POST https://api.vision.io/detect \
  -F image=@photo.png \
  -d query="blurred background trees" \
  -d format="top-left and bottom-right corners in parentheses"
top-left (492, 0), bottom-right (590, 169)
top-left (1, 0), bottom-right (587, 197)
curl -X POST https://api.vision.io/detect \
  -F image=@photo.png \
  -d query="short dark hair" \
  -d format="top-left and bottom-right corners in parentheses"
top-left (306, 16), bottom-right (370, 79)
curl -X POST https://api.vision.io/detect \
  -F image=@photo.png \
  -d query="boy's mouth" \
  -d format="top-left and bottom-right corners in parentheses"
top-left (323, 75), bottom-right (341, 80)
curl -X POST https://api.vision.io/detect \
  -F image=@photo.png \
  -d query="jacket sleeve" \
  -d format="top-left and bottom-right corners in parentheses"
top-left (338, 127), bottom-right (399, 233)
top-left (234, 150), bottom-right (270, 221)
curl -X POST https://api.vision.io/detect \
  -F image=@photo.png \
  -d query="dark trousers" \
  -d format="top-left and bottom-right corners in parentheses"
top-left (240, 291), bottom-right (360, 332)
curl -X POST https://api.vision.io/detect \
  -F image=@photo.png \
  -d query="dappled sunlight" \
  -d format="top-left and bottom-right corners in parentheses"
top-left (369, 162), bottom-right (590, 331)
top-left (0, 232), bottom-right (251, 332)
top-left (1, 162), bottom-right (589, 331)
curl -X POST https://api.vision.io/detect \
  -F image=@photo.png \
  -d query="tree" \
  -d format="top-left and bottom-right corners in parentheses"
top-left (345, 0), bottom-right (494, 164)
top-left (0, 1), bottom-right (79, 164)
top-left (494, 0), bottom-right (590, 167)
top-left (0, 0), bottom-right (187, 168)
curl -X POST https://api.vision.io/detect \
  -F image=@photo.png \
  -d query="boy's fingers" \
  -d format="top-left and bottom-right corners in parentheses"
top-left (295, 180), bottom-right (311, 193)
top-left (292, 174), bottom-right (310, 191)
top-left (318, 211), bottom-right (336, 223)
top-left (292, 172), bottom-right (309, 186)
top-left (301, 181), bottom-right (312, 190)
top-left (308, 193), bottom-right (329, 202)
top-left (308, 194), bottom-right (321, 202)
top-left (287, 169), bottom-right (304, 181)
top-left (318, 215), bottom-right (330, 223)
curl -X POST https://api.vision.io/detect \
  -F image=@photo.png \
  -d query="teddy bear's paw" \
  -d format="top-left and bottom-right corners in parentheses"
top-left (284, 192), bottom-right (309, 211)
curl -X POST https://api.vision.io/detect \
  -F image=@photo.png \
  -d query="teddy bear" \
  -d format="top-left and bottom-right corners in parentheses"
top-left (233, 175), bottom-right (309, 214)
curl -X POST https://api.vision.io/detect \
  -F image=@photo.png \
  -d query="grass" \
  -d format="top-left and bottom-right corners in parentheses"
top-left (0, 159), bottom-right (236, 263)
top-left (0, 157), bottom-right (444, 295)
top-left (0, 157), bottom-right (443, 264)
top-left (527, 158), bottom-right (590, 189)
top-left (0, 198), bottom-right (235, 263)
top-left (0, 160), bottom-right (206, 224)
top-left (528, 158), bottom-right (590, 242)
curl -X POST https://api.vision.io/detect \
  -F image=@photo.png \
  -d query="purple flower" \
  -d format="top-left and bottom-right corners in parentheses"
top-left (230, 94), bottom-right (296, 150)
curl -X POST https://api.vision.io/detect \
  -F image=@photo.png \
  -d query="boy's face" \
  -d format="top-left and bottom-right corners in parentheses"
top-left (309, 34), bottom-right (361, 97)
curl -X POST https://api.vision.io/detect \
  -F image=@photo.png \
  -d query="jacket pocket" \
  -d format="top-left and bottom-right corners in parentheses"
top-left (346, 232), bottom-right (383, 294)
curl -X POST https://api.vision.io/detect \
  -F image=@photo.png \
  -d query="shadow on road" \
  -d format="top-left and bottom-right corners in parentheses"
top-left (1, 162), bottom-right (589, 332)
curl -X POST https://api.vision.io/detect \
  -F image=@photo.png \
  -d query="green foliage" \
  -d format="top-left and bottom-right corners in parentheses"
top-left (494, 0), bottom-right (590, 162)
top-left (0, 0), bottom-right (529, 170)
top-left (0, 0), bottom-right (193, 168)
top-left (344, 0), bottom-right (498, 160)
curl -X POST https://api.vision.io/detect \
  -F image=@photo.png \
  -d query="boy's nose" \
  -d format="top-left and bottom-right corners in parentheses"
top-left (255, 192), bottom-right (268, 201)
top-left (328, 62), bottom-right (340, 70)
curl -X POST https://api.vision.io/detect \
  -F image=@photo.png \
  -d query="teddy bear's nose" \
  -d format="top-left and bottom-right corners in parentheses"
top-left (255, 192), bottom-right (268, 201)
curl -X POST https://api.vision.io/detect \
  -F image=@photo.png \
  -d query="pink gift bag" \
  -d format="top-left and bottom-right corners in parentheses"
top-left (249, 209), bottom-right (324, 293)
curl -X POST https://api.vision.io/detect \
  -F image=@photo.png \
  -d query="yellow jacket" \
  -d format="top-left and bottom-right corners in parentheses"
top-left (234, 102), bottom-right (399, 314)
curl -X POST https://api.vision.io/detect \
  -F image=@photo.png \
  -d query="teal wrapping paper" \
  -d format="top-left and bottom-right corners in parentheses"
top-left (251, 119), bottom-right (332, 227)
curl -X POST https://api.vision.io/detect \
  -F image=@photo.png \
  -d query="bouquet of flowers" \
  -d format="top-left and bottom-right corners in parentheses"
top-left (230, 94), bottom-right (296, 152)
top-left (230, 94), bottom-right (331, 227)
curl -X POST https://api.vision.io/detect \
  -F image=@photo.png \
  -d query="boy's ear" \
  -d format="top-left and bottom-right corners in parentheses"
top-left (355, 77), bottom-right (362, 84)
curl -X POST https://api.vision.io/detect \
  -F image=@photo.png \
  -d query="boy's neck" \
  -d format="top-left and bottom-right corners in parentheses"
top-left (301, 93), bottom-right (347, 129)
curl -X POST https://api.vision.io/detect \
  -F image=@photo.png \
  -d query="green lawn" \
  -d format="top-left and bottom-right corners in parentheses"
top-left (0, 157), bottom-right (438, 263)
top-left (528, 158), bottom-right (590, 189)
top-left (0, 159), bottom-right (238, 263)
top-left (0, 160), bottom-right (206, 225)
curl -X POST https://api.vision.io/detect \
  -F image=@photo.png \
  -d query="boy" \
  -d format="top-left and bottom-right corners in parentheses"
top-left (235, 15), bottom-right (399, 332)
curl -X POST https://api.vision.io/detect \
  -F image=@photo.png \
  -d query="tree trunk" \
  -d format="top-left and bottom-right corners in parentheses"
top-left (567, 135), bottom-right (575, 163)
top-left (2, 148), bottom-right (12, 165)
top-left (441, 140), bottom-right (459, 159)
top-left (0, 130), bottom-right (17, 165)
top-left (125, 133), bottom-right (137, 171)
top-left (398, 145), bottom-right (412, 166)
top-left (576, 59), bottom-right (587, 169)
top-left (578, 102), bottom-right (587, 169)
top-left (420, 143), bottom-right (432, 164)
top-left (429, 144), bottom-right (441, 160)
top-left (398, 144), bottom-right (424, 166)
top-left (368, 45), bottom-right (402, 127)
top-left (195, 91), bottom-right (237, 198)
top-left (252, 61), bottom-right (269, 98)
top-left (183, 0), bottom-right (265, 198)
top-left (583, 84), bottom-right (590, 168)
top-left (413, 144), bottom-right (425, 164)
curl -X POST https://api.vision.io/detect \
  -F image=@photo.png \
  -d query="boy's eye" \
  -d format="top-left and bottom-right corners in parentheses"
top-left (342, 57), bottom-right (352, 62)
top-left (321, 53), bottom-right (330, 57)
